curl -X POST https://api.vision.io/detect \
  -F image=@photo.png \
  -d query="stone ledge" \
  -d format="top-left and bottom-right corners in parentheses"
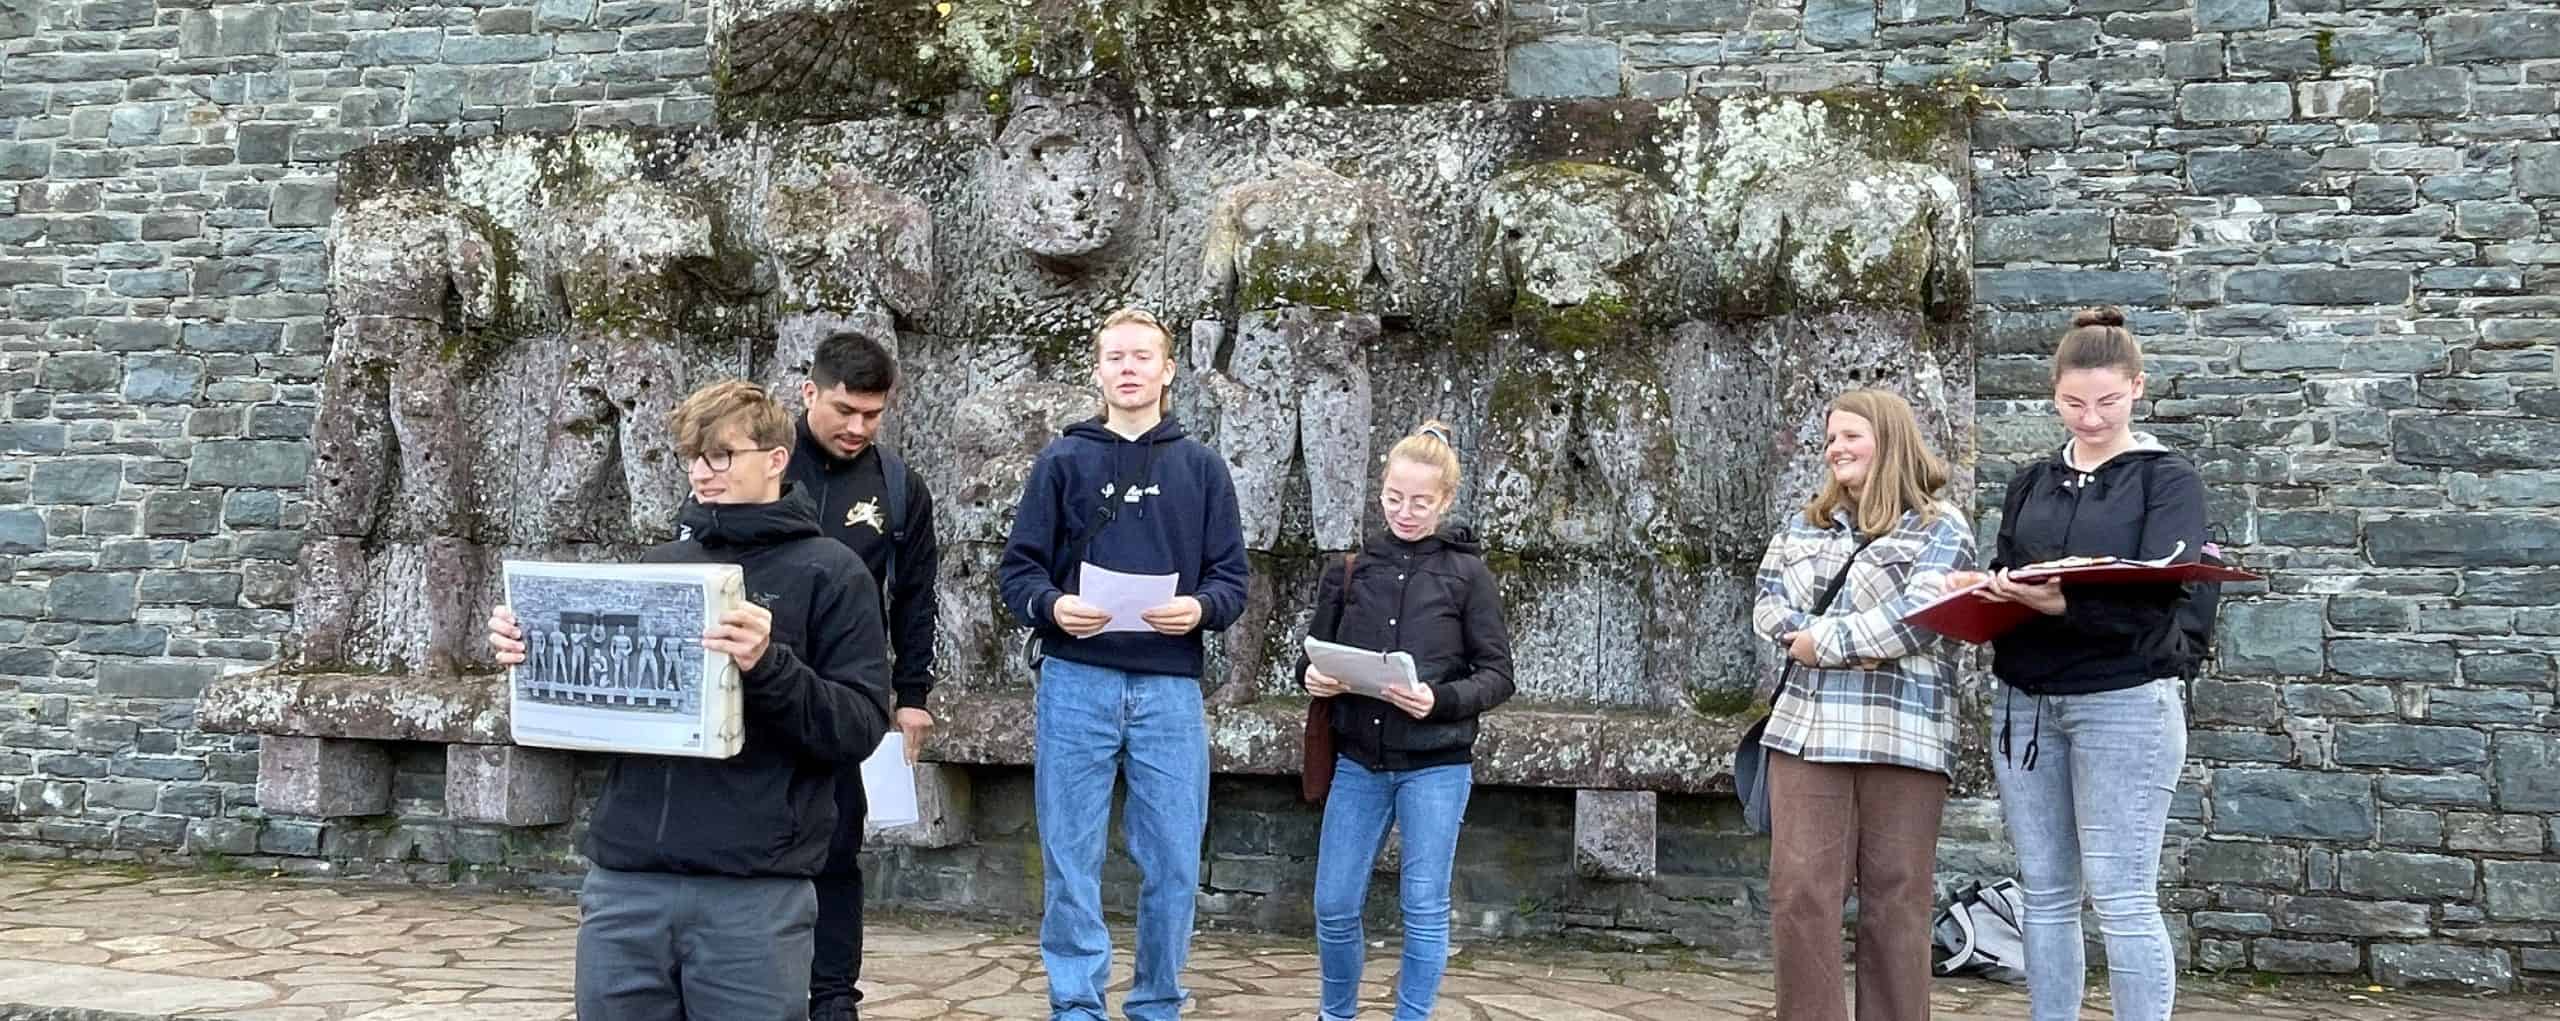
top-left (197, 670), bottom-right (1751, 794)
top-left (196, 668), bottom-right (511, 744)
top-left (930, 687), bottom-right (1750, 795)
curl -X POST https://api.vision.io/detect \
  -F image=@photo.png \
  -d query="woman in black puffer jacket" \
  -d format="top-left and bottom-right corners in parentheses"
top-left (1299, 419), bottom-right (1514, 1021)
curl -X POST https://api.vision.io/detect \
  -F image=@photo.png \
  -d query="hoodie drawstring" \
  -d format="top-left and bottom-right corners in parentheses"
top-left (1999, 687), bottom-right (2045, 772)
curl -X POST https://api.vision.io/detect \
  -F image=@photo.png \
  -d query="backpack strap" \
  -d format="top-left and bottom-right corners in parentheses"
top-left (878, 448), bottom-right (911, 596)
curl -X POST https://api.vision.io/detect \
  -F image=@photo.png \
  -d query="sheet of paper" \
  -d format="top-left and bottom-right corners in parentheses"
top-left (1078, 563), bottom-right (1180, 635)
top-left (1303, 636), bottom-right (1423, 699)
top-left (861, 733), bottom-right (919, 828)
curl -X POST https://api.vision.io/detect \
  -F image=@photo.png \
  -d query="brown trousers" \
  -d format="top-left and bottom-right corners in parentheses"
top-left (1768, 751), bottom-right (1951, 1021)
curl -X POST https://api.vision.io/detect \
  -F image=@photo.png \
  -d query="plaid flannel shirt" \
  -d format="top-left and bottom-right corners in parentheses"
top-left (1750, 503), bottom-right (1976, 776)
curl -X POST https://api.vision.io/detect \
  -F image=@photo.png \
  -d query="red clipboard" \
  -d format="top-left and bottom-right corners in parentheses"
top-left (1904, 559), bottom-right (2262, 645)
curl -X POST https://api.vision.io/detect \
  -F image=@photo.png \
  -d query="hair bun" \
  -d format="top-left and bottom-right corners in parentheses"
top-left (2073, 306), bottom-right (2127, 329)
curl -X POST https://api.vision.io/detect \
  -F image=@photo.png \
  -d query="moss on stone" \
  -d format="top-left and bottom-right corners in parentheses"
top-left (1688, 687), bottom-right (1760, 717)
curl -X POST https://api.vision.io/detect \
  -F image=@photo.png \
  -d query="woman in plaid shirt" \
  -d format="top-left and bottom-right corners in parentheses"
top-left (1750, 388), bottom-right (1977, 1021)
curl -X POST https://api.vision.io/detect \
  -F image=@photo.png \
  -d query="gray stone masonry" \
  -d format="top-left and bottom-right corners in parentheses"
top-left (3, 0), bottom-right (2557, 992)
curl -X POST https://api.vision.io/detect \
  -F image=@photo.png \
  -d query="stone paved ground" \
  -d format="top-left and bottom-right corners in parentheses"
top-left (0, 865), bottom-right (2548, 1020)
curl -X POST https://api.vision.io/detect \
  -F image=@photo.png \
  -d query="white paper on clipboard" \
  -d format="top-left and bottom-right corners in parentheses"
top-left (1302, 636), bottom-right (1422, 699)
top-left (861, 733), bottom-right (919, 828)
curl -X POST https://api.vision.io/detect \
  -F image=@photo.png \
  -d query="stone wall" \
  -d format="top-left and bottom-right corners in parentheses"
top-left (2, 0), bottom-right (2556, 992)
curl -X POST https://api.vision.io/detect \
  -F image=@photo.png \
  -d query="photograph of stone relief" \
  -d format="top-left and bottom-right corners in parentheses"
top-left (499, 561), bottom-right (747, 759)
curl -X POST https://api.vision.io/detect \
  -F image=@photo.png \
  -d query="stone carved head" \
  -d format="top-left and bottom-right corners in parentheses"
top-left (762, 167), bottom-right (936, 321)
top-left (550, 179), bottom-right (716, 329)
top-left (1476, 162), bottom-right (1669, 313)
top-left (1196, 159), bottom-right (1415, 316)
top-left (988, 84), bottom-right (1152, 264)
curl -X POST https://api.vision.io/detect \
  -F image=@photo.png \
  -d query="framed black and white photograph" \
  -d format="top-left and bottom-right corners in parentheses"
top-left (502, 560), bottom-right (747, 759)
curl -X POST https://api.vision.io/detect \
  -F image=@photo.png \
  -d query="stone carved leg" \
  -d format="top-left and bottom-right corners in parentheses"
top-left (419, 535), bottom-right (486, 674)
top-left (1207, 568), bottom-right (1277, 708)
top-left (386, 335), bottom-right (470, 527)
top-left (306, 324), bottom-right (394, 538)
top-left (1297, 312), bottom-right (1375, 555)
top-left (609, 339), bottom-right (686, 539)
top-left (543, 339), bottom-right (618, 542)
top-left (1215, 314), bottom-right (1299, 553)
top-left (293, 536), bottom-right (369, 668)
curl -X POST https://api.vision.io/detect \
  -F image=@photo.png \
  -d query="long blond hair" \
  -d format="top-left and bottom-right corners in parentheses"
top-left (1803, 389), bottom-right (1949, 537)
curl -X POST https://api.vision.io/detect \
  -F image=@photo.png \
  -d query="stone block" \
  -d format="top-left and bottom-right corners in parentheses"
top-left (46, 573), bottom-right (137, 623)
top-left (141, 492), bottom-right (222, 537)
top-left (1574, 789), bottom-right (1658, 881)
top-left (271, 181), bottom-right (337, 228)
top-left (2328, 640), bottom-right (2458, 682)
top-left (2492, 733), bottom-right (2560, 812)
top-left (1975, 269), bottom-right (2170, 306)
top-left (2212, 769), bottom-right (2374, 840)
top-left (122, 354), bottom-right (202, 403)
top-left (2278, 896), bottom-right (2432, 938)
top-left (2189, 148), bottom-right (2319, 195)
top-left (867, 762), bottom-right (974, 849)
top-left (1803, 0), bottom-right (1876, 48)
top-left (2336, 723), bottom-right (2485, 769)
top-left (2218, 601), bottom-right (2324, 676)
top-left (2194, 0), bottom-right (2267, 31)
top-left (257, 736), bottom-right (392, 817)
top-left (445, 745), bottom-right (576, 827)
top-left (536, 0), bottom-right (597, 30)
top-left (2185, 839), bottom-right (2300, 886)
top-left (1509, 40), bottom-right (1620, 99)
top-left (2224, 268), bottom-right (2411, 305)
top-left (2372, 944), bottom-right (2514, 992)
top-left (2338, 851), bottom-right (2476, 901)
top-left (0, 508), bottom-right (45, 554)
top-left (97, 659), bottom-right (218, 699)
top-left (2179, 82), bottom-right (2291, 123)
top-left (2429, 12), bottom-right (2560, 63)
top-left (2369, 515), bottom-right (2560, 567)
top-left (139, 571), bottom-right (241, 606)
top-left (2484, 861), bottom-right (2560, 921)
top-left (2378, 774), bottom-right (2492, 807)
top-left (31, 457), bottom-right (120, 504)
top-left (188, 441), bottom-right (312, 487)
top-left (2427, 689), bottom-right (2540, 726)
top-left (349, 28), bottom-right (443, 66)
top-left (2255, 938), bottom-right (2361, 973)
top-left (2378, 67), bottom-right (2470, 117)
top-left (2521, 143), bottom-right (2560, 197)
top-left (180, 7), bottom-right (280, 57)
top-left (1975, 212), bottom-right (2111, 264)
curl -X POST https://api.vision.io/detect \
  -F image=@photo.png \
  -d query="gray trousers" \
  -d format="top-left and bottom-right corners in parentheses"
top-left (575, 865), bottom-right (818, 1021)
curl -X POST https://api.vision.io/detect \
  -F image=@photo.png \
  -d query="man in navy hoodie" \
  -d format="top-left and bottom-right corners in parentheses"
top-left (488, 379), bottom-right (893, 1021)
top-left (1000, 308), bottom-right (1250, 1021)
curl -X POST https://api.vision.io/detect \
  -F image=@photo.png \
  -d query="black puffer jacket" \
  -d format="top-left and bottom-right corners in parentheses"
top-left (581, 487), bottom-right (894, 878)
top-left (1989, 437), bottom-right (2209, 695)
top-left (1297, 527), bottom-right (1515, 771)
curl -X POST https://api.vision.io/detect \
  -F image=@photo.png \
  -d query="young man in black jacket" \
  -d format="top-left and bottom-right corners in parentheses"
top-left (784, 331), bottom-right (941, 1021)
top-left (487, 379), bottom-right (892, 1021)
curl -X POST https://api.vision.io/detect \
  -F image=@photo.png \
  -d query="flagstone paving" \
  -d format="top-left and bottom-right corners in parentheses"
top-left (0, 864), bottom-right (2547, 1020)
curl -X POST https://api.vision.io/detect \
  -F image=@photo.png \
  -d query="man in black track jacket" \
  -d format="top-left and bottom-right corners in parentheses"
top-left (783, 331), bottom-right (941, 1021)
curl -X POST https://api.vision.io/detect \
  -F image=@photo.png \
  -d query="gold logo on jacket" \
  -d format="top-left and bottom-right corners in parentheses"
top-left (845, 497), bottom-right (885, 533)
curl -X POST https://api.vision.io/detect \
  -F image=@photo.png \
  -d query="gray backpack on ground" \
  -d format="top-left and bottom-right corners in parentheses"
top-left (1931, 879), bottom-right (2028, 984)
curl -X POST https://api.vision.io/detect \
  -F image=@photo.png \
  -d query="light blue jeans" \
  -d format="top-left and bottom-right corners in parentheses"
top-left (1994, 678), bottom-right (2188, 1021)
top-left (1313, 756), bottom-right (1473, 1021)
top-left (1035, 656), bottom-right (1210, 1021)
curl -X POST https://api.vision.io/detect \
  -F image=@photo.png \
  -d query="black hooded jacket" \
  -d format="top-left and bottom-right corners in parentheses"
top-left (581, 487), bottom-right (895, 878)
top-left (1297, 527), bottom-right (1516, 771)
top-left (1989, 437), bottom-right (2209, 695)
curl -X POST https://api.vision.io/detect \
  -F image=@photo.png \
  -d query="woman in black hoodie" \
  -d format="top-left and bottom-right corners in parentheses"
top-left (1948, 308), bottom-right (2207, 1021)
top-left (1300, 420), bottom-right (1515, 1021)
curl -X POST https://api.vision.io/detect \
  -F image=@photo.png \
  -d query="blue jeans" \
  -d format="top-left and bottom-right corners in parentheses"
top-left (1994, 678), bottom-right (2187, 1021)
top-left (1313, 756), bottom-right (1473, 1021)
top-left (1035, 656), bottom-right (1210, 1021)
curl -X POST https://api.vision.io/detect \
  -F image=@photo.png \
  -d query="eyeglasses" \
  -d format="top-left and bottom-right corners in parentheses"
top-left (682, 447), bottom-right (779, 472)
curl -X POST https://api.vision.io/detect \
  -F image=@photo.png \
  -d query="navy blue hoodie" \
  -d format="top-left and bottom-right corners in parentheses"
top-left (999, 416), bottom-right (1250, 678)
